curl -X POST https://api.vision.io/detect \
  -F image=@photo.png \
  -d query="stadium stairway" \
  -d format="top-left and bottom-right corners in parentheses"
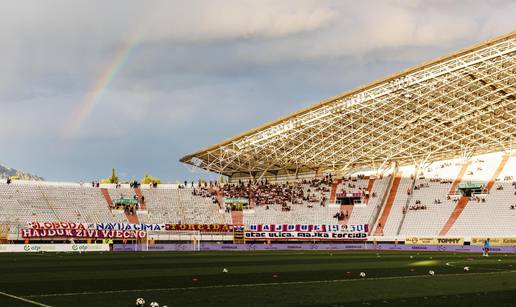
top-left (365, 177), bottom-right (376, 204)
top-left (329, 179), bottom-right (342, 203)
top-left (249, 190), bottom-right (256, 209)
top-left (439, 196), bottom-right (469, 236)
top-left (125, 212), bottom-right (139, 224)
top-left (231, 210), bottom-right (244, 225)
top-left (339, 205), bottom-right (354, 225)
top-left (133, 187), bottom-right (146, 210)
top-left (449, 161), bottom-right (471, 194)
top-left (101, 188), bottom-right (139, 224)
top-left (439, 161), bottom-right (474, 235)
top-left (216, 190), bottom-right (225, 209)
top-left (484, 155), bottom-right (509, 192)
top-left (339, 178), bottom-right (375, 225)
top-left (100, 188), bottom-right (114, 209)
top-left (373, 172), bottom-right (402, 236)
top-left (439, 155), bottom-right (509, 236)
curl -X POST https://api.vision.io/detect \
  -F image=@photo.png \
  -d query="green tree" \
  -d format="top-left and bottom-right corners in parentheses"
top-left (100, 168), bottom-right (119, 184)
top-left (141, 174), bottom-right (161, 185)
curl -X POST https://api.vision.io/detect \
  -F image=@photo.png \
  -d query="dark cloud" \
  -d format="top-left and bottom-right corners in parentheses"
top-left (0, 0), bottom-right (514, 181)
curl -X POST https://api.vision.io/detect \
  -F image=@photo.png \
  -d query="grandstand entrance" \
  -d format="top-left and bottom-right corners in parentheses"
top-left (224, 197), bottom-right (249, 210)
top-left (336, 192), bottom-right (363, 206)
top-left (112, 198), bottom-right (139, 213)
top-left (457, 183), bottom-right (483, 197)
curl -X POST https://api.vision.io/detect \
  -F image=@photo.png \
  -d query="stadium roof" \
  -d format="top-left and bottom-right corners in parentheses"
top-left (181, 31), bottom-right (516, 178)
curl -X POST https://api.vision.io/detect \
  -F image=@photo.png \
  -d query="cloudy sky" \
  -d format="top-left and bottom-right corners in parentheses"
top-left (1, 0), bottom-right (514, 182)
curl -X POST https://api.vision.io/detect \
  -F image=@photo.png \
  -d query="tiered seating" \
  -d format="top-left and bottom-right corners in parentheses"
top-left (42, 186), bottom-right (123, 223)
top-left (397, 160), bottom-right (461, 236)
top-left (373, 172), bottom-right (402, 235)
top-left (448, 182), bottom-right (515, 237)
top-left (245, 202), bottom-right (336, 225)
top-left (345, 177), bottom-right (390, 226)
top-left (461, 153), bottom-right (502, 185)
top-left (244, 181), bottom-right (333, 224)
top-left (0, 183), bottom-right (123, 225)
top-left (0, 184), bottom-right (58, 224)
top-left (138, 188), bottom-right (231, 224)
top-left (334, 179), bottom-right (369, 195)
top-left (398, 179), bottom-right (458, 236)
top-left (381, 177), bottom-right (412, 236)
top-left (0, 152), bottom-right (513, 238)
top-left (448, 156), bottom-right (515, 237)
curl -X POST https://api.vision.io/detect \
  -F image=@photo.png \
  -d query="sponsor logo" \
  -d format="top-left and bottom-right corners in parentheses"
top-left (437, 238), bottom-right (462, 244)
top-left (23, 245), bottom-right (41, 252)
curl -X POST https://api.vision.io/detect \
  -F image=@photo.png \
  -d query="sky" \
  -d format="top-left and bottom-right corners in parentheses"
top-left (0, 0), bottom-right (514, 183)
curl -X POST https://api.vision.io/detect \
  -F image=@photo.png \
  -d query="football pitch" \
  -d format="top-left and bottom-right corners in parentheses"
top-left (0, 250), bottom-right (515, 307)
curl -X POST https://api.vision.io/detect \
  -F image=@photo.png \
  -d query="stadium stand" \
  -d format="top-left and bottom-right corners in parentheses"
top-left (0, 152), bottom-right (514, 238)
top-left (1, 32), bottom-right (514, 242)
top-left (343, 177), bottom-right (391, 227)
top-left (137, 187), bottom-right (231, 225)
top-left (395, 166), bottom-right (459, 237)
top-left (177, 32), bottom-right (515, 240)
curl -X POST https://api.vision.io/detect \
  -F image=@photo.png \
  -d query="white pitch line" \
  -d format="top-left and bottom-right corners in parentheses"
top-left (0, 291), bottom-right (52, 307)
top-left (27, 269), bottom-right (516, 298)
top-left (445, 261), bottom-right (507, 271)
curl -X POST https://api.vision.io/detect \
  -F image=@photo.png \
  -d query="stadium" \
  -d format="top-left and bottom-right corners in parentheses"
top-left (0, 25), bottom-right (515, 307)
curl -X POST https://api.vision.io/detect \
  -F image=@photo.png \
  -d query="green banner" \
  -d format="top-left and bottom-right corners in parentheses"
top-left (458, 183), bottom-right (482, 189)
top-left (112, 198), bottom-right (138, 205)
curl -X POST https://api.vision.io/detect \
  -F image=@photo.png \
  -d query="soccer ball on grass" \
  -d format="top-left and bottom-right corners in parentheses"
top-left (150, 302), bottom-right (159, 307)
top-left (428, 270), bottom-right (435, 276)
top-left (135, 298), bottom-right (145, 306)
top-left (359, 272), bottom-right (366, 278)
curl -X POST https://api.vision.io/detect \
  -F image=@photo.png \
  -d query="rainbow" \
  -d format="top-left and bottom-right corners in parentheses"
top-left (62, 37), bottom-right (140, 138)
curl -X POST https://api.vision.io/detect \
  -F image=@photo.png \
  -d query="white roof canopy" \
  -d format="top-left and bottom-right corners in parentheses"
top-left (181, 31), bottom-right (515, 178)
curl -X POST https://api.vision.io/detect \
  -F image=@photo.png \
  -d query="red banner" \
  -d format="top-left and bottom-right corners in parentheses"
top-left (248, 224), bottom-right (369, 233)
top-left (165, 224), bottom-right (233, 232)
top-left (21, 228), bottom-right (146, 239)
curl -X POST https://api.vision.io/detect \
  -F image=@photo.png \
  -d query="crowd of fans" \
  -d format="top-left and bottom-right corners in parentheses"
top-left (408, 204), bottom-right (427, 211)
top-left (192, 175), bottom-right (335, 210)
top-left (337, 181), bottom-right (368, 196)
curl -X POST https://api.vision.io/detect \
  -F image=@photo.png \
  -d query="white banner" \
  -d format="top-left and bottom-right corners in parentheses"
top-left (0, 244), bottom-right (110, 253)
top-left (95, 223), bottom-right (165, 231)
top-left (247, 224), bottom-right (369, 233)
top-left (245, 231), bottom-right (367, 241)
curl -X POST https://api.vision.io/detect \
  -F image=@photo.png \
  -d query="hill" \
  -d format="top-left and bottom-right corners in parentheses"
top-left (0, 163), bottom-right (43, 181)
